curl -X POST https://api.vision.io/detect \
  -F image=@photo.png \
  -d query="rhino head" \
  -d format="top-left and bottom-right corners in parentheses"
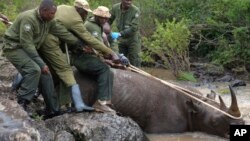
top-left (186, 85), bottom-right (245, 138)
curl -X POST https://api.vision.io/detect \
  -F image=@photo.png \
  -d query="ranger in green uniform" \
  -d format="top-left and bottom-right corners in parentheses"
top-left (84, 6), bottom-right (129, 113)
top-left (2, 0), bottom-right (90, 114)
top-left (40, 0), bottom-right (120, 113)
top-left (109, 0), bottom-right (141, 67)
top-left (84, 6), bottom-right (108, 43)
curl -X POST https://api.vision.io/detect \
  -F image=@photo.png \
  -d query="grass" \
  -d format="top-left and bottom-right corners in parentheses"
top-left (177, 71), bottom-right (197, 82)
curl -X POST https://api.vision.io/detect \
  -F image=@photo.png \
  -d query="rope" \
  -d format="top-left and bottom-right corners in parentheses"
top-left (0, 17), bottom-right (13, 25)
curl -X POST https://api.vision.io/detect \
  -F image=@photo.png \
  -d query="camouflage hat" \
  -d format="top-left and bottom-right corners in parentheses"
top-left (93, 6), bottom-right (111, 18)
top-left (74, 0), bottom-right (92, 12)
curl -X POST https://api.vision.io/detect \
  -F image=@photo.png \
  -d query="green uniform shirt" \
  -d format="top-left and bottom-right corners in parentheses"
top-left (109, 3), bottom-right (140, 38)
top-left (84, 17), bottom-right (104, 43)
top-left (3, 8), bottom-right (79, 68)
top-left (84, 17), bottom-right (119, 53)
top-left (55, 5), bottom-right (113, 55)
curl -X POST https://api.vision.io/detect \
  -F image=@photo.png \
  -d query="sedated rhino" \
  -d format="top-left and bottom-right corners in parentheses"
top-left (74, 68), bottom-right (245, 138)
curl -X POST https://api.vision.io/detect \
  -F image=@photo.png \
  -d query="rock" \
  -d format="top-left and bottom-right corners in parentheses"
top-left (231, 79), bottom-right (247, 87)
top-left (205, 64), bottom-right (224, 76)
top-left (45, 113), bottom-right (144, 141)
top-left (0, 98), bottom-right (41, 141)
top-left (0, 58), bottom-right (17, 81)
top-left (30, 121), bottom-right (55, 141)
top-left (55, 131), bottom-right (75, 141)
top-left (190, 63), bottom-right (225, 82)
top-left (232, 67), bottom-right (247, 75)
top-left (216, 74), bottom-right (234, 82)
top-left (0, 97), bottom-right (144, 141)
top-left (0, 58), bottom-right (17, 96)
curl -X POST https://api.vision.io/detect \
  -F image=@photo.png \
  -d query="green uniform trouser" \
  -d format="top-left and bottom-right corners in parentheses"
top-left (71, 54), bottom-right (113, 101)
top-left (39, 74), bottom-right (59, 112)
top-left (39, 34), bottom-right (76, 87)
top-left (39, 34), bottom-right (77, 106)
top-left (4, 49), bottom-right (41, 101)
top-left (4, 49), bottom-right (58, 111)
top-left (118, 33), bottom-right (141, 67)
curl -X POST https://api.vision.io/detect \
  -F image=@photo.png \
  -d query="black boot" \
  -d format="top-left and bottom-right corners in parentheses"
top-left (36, 108), bottom-right (62, 120)
top-left (17, 98), bottom-right (32, 116)
top-left (42, 108), bottom-right (62, 120)
top-left (17, 98), bottom-right (29, 109)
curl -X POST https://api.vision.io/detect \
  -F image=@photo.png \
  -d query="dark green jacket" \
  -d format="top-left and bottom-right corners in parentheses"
top-left (3, 8), bottom-right (79, 68)
top-left (84, 17), bottom-right (104, 43)
top-left (55, 5), bottom-right (113, 55)
top-left (109, 3), bottom-right (140, 38)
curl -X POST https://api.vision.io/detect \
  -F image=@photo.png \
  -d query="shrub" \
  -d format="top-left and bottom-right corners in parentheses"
top-left (142, 18), bottom-right (191, 76)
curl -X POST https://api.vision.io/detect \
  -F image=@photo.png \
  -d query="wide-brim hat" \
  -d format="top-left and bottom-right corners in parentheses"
top-left (74, 0), bottom-right (92, 12)
top-left (93, 6), bottom-right (111, 18)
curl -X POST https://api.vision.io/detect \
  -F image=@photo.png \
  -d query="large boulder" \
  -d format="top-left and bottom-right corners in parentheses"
top-left (0, 98), bottom-right (42, 141)
top-left (45, 113), bottom-right (144, 141)
top-left (0, 97), bottom-right (144, 141)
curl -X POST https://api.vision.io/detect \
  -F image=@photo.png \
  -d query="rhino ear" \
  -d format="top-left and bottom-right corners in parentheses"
top-left (186, 100), bottom-right (198, 114)
top-left (206, 90), bottom-right (216, 100)
top-left (219, 95), bottom-right (227, 111)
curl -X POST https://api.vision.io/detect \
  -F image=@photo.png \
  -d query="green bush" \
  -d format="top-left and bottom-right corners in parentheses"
top-left (142, 18), bottom-right (191, 76)
top-left (177, 71), bottom-right (197, 82)
top-left (0, 0), bottom-right (249, 74)
top-left (211, 26), bottom-right (250, 68)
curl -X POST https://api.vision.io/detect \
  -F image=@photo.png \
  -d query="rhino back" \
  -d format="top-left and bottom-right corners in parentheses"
top-left (74, 69), bottom-right (190, 133)
top-left (74, 68), bottom-right (245, 138)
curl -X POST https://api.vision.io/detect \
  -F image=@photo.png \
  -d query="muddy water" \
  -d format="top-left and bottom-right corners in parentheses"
top-left (142, 68), bottom-right (250, 141)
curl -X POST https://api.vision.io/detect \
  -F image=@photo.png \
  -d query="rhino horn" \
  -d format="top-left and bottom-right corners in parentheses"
top-left (228, 85), bottom-right (241, 117)
top-left (218, 95), bottom-right (227, 111)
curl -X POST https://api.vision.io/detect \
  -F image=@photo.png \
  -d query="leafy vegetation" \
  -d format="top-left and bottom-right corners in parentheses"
top-left (177, 71), bottom-right (197, 82)
top-left (143, 19), bottom-right (191, 76)
top-left (31, 112), bottom-right (44, 121)
top-left (0, 0), bottom-right (249, 77)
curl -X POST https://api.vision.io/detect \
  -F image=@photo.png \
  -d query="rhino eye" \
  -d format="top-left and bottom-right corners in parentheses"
top-left (211, 119), bottom-right (218, 127)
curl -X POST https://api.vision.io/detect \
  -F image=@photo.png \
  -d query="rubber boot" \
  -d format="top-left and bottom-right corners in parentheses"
top-left (11, 73), bottom-right (23, 92)
top-left (71, 84), bottom-right (94, 112)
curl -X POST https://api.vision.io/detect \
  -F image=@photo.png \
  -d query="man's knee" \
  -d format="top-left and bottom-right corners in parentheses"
top-left (40, 73), bottom-right (53, 81)
top-left (30, 66), bottom-right (41, 76)
top-left (95, 60), bottom-right (110, 73)
top-left (21, 61), bottom-right (41, 77)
